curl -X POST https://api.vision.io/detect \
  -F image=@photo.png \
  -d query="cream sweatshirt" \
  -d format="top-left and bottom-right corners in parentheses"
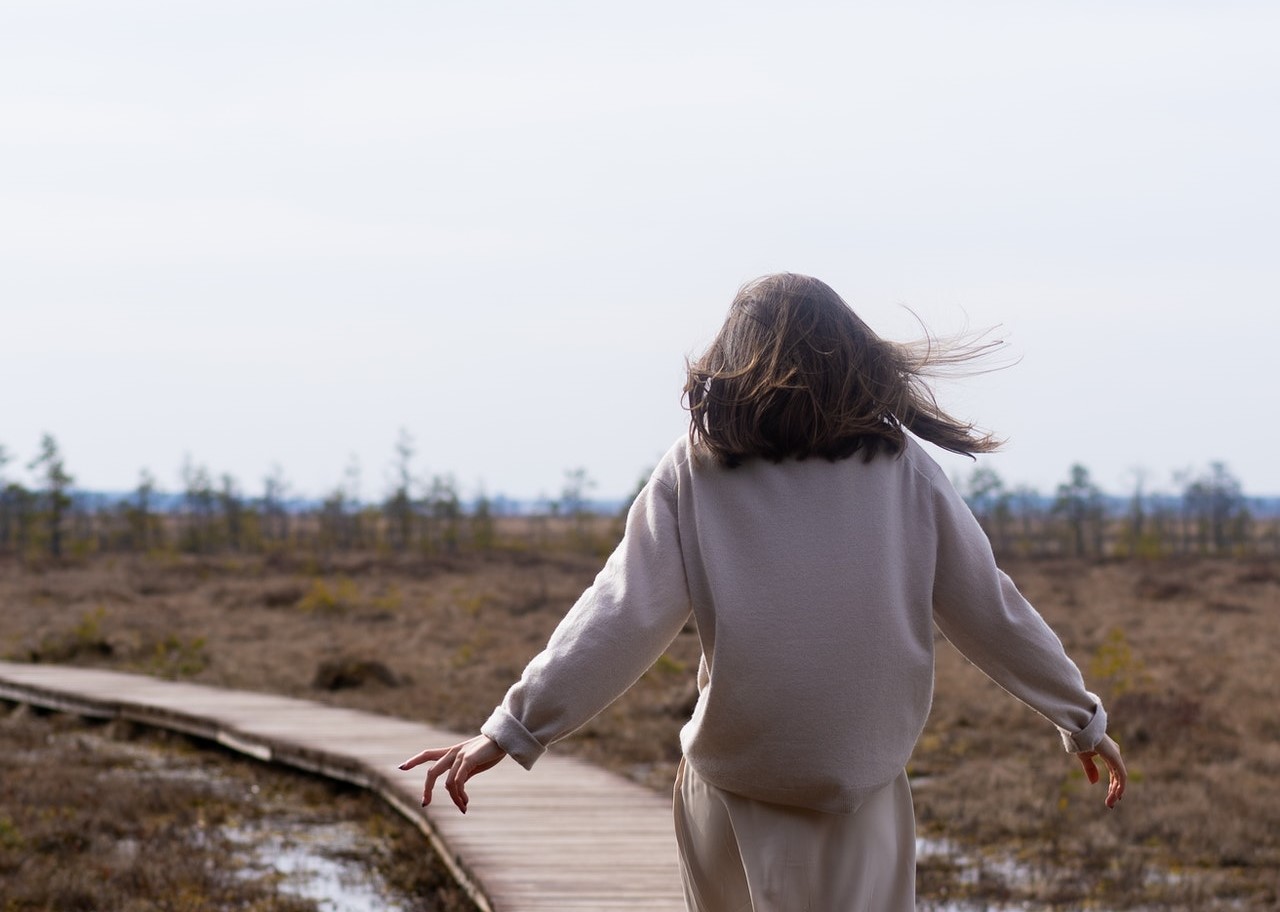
top-left (481, 436), bottom-right (1107, 813)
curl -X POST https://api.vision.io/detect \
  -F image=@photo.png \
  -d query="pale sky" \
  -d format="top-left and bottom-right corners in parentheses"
top-left (3, 1), bottom-right (1277, 504)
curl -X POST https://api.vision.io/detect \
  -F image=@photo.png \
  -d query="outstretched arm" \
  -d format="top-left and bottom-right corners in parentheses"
top-left (400, 735), bottom-right (507, 813)
top-left (929, 468), bottom-right (1120, 778)
top-left (930, 478), bottom-right (1128, 809)
top-left (478, 472), bottom-right (692, 770)
top-left (400, 463), bottom-right (691, 812)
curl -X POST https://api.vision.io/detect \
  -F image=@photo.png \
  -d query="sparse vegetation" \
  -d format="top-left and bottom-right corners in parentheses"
top-left (297, 576), bottom-right (361, 616)
top-left (3, 432), bottom-right (1276, 565)
top-left (0, 704), bottom-right (470, 911)
top-left (2, 545), bottom-right (1277, 908)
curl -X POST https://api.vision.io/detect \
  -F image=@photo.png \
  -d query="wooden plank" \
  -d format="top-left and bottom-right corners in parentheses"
top-left (0, 661), bottom-right (685, 912)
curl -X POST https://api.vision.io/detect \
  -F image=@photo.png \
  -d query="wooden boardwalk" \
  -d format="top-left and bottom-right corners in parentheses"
top-left (0, 661), bottom-right (686, 912)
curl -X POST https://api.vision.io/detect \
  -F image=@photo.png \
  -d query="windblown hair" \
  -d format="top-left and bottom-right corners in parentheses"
top-left (684, 273), bottom-right (1004, 467)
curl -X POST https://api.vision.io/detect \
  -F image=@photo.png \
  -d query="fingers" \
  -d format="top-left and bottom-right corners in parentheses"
top-left (396, 742), bottom-right (463, 808)
top-left (1103, 767), bottom-right (1123, 808)
top-left (1077, 752), bottom-right (1100, 785)
top-left (1096, 735), bottom-right (1127, 809)
top-left (398, 746), bottom-right (452, 772)
top-left (445, 751), bottom-right (471, 813)
top-left (1102, 745), bottom-right (1128, 809)
top-left (423, 749), bottom-right (458, 808)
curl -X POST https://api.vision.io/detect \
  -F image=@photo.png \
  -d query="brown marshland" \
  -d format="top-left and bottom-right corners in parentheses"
top-left (2, 544), bottom-right (1277, 910)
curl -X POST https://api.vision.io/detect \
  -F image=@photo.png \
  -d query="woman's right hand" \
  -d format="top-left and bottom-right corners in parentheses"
top-left (1076, 733), bottom-right (1127, 808)
top-left (399, 734), bottom-right (507, 813)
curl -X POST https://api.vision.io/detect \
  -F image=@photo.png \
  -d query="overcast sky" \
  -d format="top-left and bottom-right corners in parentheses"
top-left (2, 1), bottom-right (1277, 504)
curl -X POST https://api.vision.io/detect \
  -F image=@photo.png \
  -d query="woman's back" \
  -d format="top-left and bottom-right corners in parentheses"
top-left (672, 434), bottom-right (940, 812)
top-left (668, 432), bottom-right (1103, 813)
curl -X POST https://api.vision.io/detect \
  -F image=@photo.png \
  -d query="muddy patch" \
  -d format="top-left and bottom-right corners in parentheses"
top-left (0, 704), bottom-right (470, 911)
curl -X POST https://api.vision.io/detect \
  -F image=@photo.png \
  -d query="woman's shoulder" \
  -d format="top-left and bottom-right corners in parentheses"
top-left (899, 435), bottom-right (942, 476)
top-left (897, 436), bottom-right (957, 494)
top-left (645, 436), bottom-right (693, 493)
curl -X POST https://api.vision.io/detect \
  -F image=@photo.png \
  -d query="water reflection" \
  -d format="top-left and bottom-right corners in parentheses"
top-left (228, 819), bottom-right (410, 912)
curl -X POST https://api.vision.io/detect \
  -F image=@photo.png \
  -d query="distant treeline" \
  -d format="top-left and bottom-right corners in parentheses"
top-left (0, 433), bottom-right (609, 561)
top-left (1, 434), bottom-right (1277, 561)
top-left (957, 462), bottom-right (1276, 558)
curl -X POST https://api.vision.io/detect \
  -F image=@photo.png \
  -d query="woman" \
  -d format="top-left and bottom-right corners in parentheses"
top-left (401, 273), bottom-right (1126, 911)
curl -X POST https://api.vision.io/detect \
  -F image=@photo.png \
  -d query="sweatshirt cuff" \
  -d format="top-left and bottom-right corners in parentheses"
top-left (1059, 697), bottom-right (1108, 753)
top-left (480, 705), bottom-right (546, 770)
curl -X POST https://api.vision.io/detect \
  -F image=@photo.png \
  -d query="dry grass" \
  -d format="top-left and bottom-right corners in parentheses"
top-left (1, 550), bottom-right (1277, 909)
top-left (0, 703), bottom-right (469, 912)
top-left (913, 558), bottom-right (1280, 909)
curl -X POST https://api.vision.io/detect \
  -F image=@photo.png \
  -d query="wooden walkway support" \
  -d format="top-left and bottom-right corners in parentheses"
top-left (0, 661), bottom-right (686, 912)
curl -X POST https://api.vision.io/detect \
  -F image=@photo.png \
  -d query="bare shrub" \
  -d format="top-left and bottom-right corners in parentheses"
top-left (312, 657), bottom-right (400, 691)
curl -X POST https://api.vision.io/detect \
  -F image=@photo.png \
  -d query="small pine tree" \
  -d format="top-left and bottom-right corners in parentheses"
top-left (1182, 462), bottom-right (1249, 554)
top-left (385, 429), bottom-right (416, 551)
top-left (1053, 464), bottom-right (1105, 558)
top-left (28, 434), bottom-right (74, 559)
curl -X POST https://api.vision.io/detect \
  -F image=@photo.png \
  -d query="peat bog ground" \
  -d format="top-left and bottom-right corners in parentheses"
top-left (0, 702), bottom-right (469, 911)
top-left (1, 549), bottom-right (1277, 909)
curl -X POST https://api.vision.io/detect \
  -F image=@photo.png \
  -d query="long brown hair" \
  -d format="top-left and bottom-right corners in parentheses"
top-left (684, 273), bottom-right (1004, 467)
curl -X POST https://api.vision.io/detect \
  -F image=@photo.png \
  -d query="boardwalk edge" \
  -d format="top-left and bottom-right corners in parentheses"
top-left (0, 666), bottom-right (496, 912)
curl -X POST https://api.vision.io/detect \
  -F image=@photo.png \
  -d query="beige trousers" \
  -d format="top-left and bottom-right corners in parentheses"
top-left (672, 760), bottom-right (916, 912)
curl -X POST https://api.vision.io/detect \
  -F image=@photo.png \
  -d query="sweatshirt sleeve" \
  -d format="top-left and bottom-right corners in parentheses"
top-left (480, 472), bottom-right (692, 769)
top-left (929, 471), bottom-right (1107, 753)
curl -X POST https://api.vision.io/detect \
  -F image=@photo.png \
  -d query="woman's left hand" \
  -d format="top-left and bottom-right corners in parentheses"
top-left (399, 735), bottom-right (507, 813)
top-left (1075, 732), bottom-right (1127, 809)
